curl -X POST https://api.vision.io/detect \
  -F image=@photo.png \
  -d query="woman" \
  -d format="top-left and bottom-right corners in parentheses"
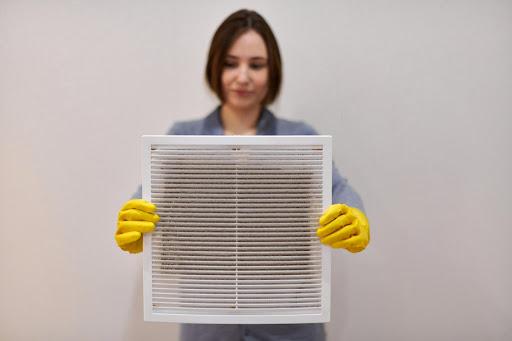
top-left (115, 9), bottom-right (370, 341)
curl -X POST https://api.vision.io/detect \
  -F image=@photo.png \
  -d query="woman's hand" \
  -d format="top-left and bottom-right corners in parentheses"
top-left (115, 199), bottom-right (160, 254)
top-left (316, 204), bottom-right (370, 253)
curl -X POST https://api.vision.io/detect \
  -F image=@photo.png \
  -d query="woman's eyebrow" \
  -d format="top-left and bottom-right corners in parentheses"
top-left (225, 55), bottom-right (267, 61)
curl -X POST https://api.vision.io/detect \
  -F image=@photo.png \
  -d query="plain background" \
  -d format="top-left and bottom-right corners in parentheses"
top-left (1, 1), bottom-right (511, 340)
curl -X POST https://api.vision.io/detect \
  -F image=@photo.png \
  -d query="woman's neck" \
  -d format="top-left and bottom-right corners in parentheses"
top-left (220, 104), bottom-right (261, 135)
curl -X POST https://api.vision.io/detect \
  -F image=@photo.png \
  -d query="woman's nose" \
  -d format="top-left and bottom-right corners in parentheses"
top-left (236, 66), bottom-right (250, 83)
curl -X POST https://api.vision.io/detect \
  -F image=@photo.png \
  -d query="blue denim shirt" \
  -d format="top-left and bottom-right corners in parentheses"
top-left (133, 107), bottom-right (364, 341)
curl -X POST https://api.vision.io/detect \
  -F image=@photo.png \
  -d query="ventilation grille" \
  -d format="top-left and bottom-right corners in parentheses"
top-left (142, 136), bottom-right (331, 324)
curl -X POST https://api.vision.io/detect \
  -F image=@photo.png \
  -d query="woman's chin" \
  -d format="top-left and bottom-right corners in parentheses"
top-left (225, 99), bottom-right (261, 112)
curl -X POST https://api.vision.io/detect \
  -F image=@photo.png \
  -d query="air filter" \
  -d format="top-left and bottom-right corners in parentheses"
top-left (142, 135), bottom-right (332, 324)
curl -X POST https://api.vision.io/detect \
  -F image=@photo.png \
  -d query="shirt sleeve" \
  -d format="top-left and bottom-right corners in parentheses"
top-left (332, 163), bottom-right (365, 212)
top-left (298, 122), bottom-right (365, 212)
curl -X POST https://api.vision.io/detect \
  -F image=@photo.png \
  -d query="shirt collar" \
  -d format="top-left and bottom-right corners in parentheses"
top-left (202, 106), bottom-right (277, 135)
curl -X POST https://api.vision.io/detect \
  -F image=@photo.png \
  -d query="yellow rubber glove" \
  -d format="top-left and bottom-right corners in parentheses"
top-left (316, 204), bottom-right (370, 253)
top-left (115, 199), bottom-right (160, 254)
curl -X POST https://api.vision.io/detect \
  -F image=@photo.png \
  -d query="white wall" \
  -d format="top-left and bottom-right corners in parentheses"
top-left (1, 1), bottom-right (511, 340)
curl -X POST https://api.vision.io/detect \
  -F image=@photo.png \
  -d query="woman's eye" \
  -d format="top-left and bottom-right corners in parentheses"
top-left (250, 64), bottom-right (266, 70)
top-left (224, 62), bottom-right (237, 68)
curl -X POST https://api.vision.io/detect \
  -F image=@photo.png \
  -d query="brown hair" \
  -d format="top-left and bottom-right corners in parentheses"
top-left (205, 9), bottom-right (282, 106)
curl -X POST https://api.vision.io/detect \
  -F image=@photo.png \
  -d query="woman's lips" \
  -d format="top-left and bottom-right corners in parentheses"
top-left (233, 89), bottom-right (252, 96)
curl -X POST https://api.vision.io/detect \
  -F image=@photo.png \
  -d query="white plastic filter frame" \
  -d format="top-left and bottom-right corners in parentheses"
top-left (142, 135), bottom-right (332, 324)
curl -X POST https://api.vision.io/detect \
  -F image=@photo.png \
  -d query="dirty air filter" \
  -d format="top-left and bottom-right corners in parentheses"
top-left (142, 135), bottom-right (332, 324)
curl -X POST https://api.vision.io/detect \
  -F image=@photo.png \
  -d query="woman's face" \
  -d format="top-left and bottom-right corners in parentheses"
top-left (221, 29), bottom-right (269, 112)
